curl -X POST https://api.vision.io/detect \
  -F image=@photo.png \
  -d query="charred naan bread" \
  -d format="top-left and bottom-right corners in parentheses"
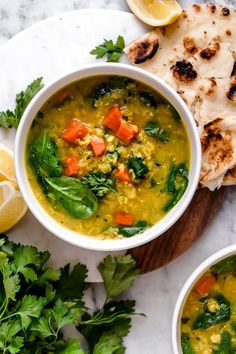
top-left (125, 3), bottom-right (236, 190)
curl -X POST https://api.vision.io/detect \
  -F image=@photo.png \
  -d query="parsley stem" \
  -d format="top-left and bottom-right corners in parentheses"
top-left (0, 299), bottom-right (8, 319)
top-left (0, 311), bottom-right (17, 322)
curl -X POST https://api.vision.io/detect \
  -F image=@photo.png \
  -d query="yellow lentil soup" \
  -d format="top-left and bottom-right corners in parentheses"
top-left (181, 255), bottom-right (236, 354)
top-left (26, 75), bottom-right (190, 239)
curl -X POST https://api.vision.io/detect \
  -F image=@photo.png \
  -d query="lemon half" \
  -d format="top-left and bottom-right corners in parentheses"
top-left (126, 0), bottom-right (182, 27)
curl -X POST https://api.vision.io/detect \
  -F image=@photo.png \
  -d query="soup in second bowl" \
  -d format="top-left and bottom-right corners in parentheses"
top-left (181, 255), bottom-right (236, 353)
top-left (26, 75), bottom-right (190, 239)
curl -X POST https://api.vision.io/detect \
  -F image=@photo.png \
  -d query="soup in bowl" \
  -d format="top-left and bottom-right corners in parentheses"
top-left (172, 246), bottom-right (236, 354)
top-left (15, 63), bottom-right (201, 251)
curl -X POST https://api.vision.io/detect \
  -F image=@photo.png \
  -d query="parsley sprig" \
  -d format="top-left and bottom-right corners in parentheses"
top-left (0, 77), bottom-right (43, 128)
top-left (0, 235), bottom-right (141, 353)
top-left (81, 171), bottom-right (116, 198)
top-left (90, 35), bottom-right (125, 62)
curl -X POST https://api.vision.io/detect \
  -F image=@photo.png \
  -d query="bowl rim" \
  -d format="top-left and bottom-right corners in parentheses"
top-left (14, 62), bottom-right (201, 251)
top-left (172, 244), bottom-right (236, 354)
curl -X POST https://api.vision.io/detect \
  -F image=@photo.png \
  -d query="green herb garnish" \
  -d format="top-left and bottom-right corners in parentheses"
top-left (193, 294), bottom-right (231, 330)
top-left (128, 157), bottom-right (149, 179)
top-left (0, 235), bottom-right (141, 354)
top-left (30, 131), bottom-right (62, 180)
top-left (164, 163), bottom-right (189, 212)
top-left (212, 256), bottom-right (236, 275)
top-left (78, 255), bottom-right (141, 353)
top-left (118, 221), bottom-right (149, 237)
top-left (214, 331), bottom-right (235, 354)
top-left (0, 77), bottom-right (43, 128)
top-left (144, 121), bottom-right (169, 143)
top-left (139, 91), bottom-right (157, 108)
top-left (181, 334), bottom-right (196, 354)
top-left (90, 35), bottom-right (125, 62)
top-left (81, 171), bottom-right (116, 198)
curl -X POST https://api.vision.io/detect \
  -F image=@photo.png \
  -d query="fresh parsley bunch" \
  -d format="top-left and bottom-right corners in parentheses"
top-left (0, 235), bottom-right (140, 354)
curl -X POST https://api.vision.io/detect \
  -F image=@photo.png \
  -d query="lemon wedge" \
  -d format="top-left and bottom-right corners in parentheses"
top-left (0, 180), bottom-right (27, 232)
top-left (126, 0), bottom-right (182, 26)
top-left (0, 142), bottom-right (27, 232)
top-left (0, 142), bottom-right (16, 182)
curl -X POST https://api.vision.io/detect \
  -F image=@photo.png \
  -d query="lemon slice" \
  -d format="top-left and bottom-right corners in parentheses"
top-left (126, 0), bottom-right (182, 26)
top-left (0, 142), bottom-right (16, 182)
top-left (0, 180), bottom-right (27, 232)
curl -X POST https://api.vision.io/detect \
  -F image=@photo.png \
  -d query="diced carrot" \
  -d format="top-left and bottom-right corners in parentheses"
top-left (195, 274), bottom-right (216, 295)
top-left (114, 212), bottom-right (134, 226)
top-left (64, 156), bottom-right (79, 176)
top-left (90, 136), bottom-right (106, 157)
top-left (56, 89), bottom-right (71, 104)
top-left (103, 106), bottom-right (122, 132)
top-left (116, 120), bottom-right (138, 144)
top-left (115, 167), bottom-right (132, 183)
top-left (61, 119), bottom-right (89, 143)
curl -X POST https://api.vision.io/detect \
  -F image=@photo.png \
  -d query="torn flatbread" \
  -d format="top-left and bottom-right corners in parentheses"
top-left (125, 3), bottom-right (236, 190)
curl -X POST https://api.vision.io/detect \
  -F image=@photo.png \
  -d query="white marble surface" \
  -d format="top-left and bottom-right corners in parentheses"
top-left (0, 1), bottom-right (235, 354)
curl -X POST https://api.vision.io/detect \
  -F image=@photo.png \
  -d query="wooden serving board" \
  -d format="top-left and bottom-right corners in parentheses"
top-left (128, 188), bottom-right (226, 273)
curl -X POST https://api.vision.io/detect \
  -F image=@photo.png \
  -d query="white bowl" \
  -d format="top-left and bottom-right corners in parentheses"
top-left (15, 63), bottom-right (201, 251)
top-left (172, 245), bottom-right (236, 353)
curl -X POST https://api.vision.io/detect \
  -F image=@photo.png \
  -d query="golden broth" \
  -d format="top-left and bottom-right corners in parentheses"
top-left (26, 75), bottom-right (190, 239)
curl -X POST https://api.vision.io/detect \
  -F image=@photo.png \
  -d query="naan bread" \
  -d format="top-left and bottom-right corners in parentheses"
top-left (125, 3), bottom-right (236, 190)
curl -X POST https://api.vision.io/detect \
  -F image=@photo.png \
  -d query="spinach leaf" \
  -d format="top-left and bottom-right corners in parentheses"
top-left (164, 163), bottom-right (189, 212)
top-left (166, 165), bottom-right (176, 193)
top-left (90, 76), bottom-right (133, 107)
top-left (168, 104), bottom-right (181, 122)
top-left (128, 157), bottom-right (149, 179)
top-left (164, 178), bottom-right (188, 212)
top-left (176, 163), bottom-right (188, 177)
top-left (92, 82), bottom-right (112, 106)
top-left (144, 121), bottom-right (169, 143)
top-left (231, 320), bottom-right (236, 333)
top-left (212, 256), bottom-right (236, 275)
top-left (139, 92), bottom-right (157, 108)
top-left (214, 331), bottom-right (236, 354)
top-left (118, 221), bottom-right (148, 237)
top-left (29, 131), bottom-right (62, 183)
top-left (44, 177), bottom-right (98, 219)
top-left (181, 334), bottom-right (196, 354)
top-left (193, 294), bottom-right (231, 330)
top-left (81, 172), bottom-right (116, 198)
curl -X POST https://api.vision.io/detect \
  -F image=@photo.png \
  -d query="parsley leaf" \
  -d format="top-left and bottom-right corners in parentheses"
top-left (18, 295), bottom-right (45, 329)
top-left (13, 245), bottom-right (41, 282)
top-left (56, 263), bottom-right (88, 300)
top-left (81, 171), bottom-right (116, 198)
top-left (98, 255), bottom-right (140, 299)
top-left (144, 121), bottom-right (169, 143)
top-left (90, 35), bottom-right (125, 63)
top-left (0, 77), bottom-right (43, 129)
